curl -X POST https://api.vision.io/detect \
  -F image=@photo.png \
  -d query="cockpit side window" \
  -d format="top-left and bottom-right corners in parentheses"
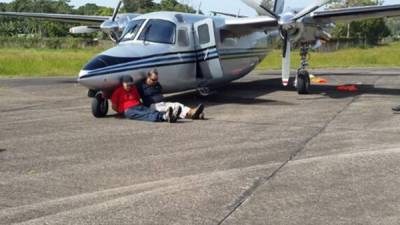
top-left (177, 28), bottom-right (189, 47)
top-left (120, 19), bottom-right (145, 42)
top-left (138, 19), bottom-right (176, 44)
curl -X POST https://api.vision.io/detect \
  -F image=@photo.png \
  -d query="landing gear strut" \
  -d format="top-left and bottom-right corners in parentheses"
top-left (91, 92), bottom-right (109, 118)
top-left (296, 43), bottom-right (311, 94)
top-left (197, 87), bottom-right (215, 97)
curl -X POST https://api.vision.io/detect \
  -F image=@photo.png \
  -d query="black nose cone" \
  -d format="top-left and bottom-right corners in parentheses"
top-left (83, 55), bottom-right (110, 71)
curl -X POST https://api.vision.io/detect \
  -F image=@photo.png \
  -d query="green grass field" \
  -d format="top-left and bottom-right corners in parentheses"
top-left (0, 42), bottom-right (400, 77)
top-left (0, 48), bottom-right (105, 77)
top-left (258, 42), bottom-right (400, 70)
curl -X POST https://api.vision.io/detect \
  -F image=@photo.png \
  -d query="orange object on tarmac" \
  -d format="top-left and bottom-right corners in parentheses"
top-left (336, 85), bottom-right (358, 92)
top-left (310, 75), bottom-right (328, 84)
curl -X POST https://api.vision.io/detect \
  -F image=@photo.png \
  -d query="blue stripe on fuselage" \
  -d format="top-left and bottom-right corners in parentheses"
top-left (79, 47), bottom-right (269, 79)
top-left (86, 46), bottom-right (218, 74)
top-left (80, 48), bottom-right (219, 79)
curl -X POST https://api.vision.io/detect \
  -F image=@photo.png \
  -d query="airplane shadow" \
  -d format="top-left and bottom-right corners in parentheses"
top-left (164, 77), bottom-right (400, 107)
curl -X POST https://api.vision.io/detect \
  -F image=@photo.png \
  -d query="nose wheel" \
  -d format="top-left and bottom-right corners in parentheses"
top-left (296, 69), bottom-right (310, 94)
top-left (91, 92), bottom-right (109, 118)
top-left (296, 43), bottom-right (311, 95)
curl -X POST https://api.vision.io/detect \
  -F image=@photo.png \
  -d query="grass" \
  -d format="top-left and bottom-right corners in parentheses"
top-left (0, 42), bottom-right (400, 77)
top-left (0, 48), bottom-right (105, 77)
top-left (258, 42), bottom-right (400, 70)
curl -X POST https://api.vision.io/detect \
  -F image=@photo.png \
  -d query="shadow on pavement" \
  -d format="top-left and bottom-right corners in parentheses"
top-left (164, 77), bottom-right (400, 108)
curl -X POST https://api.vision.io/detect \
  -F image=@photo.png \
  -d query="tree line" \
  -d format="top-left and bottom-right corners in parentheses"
top-left (0, 0), bottom-right (195, 37)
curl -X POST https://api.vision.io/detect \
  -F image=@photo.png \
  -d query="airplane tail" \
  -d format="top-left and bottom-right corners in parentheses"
top-left (241, 0), bottom-right (285, 16)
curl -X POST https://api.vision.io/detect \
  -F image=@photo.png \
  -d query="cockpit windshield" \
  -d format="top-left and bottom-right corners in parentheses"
top-left (138, 19), bottom-right (176, 45)
top-left (119, 19), bottom-right (145, 42)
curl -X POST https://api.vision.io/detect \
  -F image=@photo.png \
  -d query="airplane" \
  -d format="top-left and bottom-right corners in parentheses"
top-left (1, 0), bottom-right (400, 118)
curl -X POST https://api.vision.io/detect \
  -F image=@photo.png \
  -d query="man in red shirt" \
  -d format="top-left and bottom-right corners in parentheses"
top-left (111, 76), bottom-right (180, 123)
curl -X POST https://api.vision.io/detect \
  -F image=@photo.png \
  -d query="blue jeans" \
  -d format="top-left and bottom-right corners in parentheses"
top-left (124, 105), bottom-right (165, 122)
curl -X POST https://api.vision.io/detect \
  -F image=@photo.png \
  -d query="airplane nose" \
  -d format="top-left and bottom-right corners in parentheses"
top-left (79, 54), bottom-right (135, 80)
top-left (83, 55), bottom-right (109, 71)
top-left (78, 55), bottom-right (111, 80)
top-left (78, 69), bottom-right (89, 77)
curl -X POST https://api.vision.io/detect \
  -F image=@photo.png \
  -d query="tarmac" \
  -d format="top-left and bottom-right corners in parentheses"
top-left (1, 69), bottom-right (400, 225)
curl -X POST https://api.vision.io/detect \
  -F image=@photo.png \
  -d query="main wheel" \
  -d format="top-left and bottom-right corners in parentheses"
top-left (297, 70), bottom-right (310, 95)
top-left (91, 94), bottom-right (109, 118)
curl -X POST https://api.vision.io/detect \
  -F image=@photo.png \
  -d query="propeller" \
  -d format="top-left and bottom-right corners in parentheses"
top-left (111, 0), bottom-right (123, 22)
top-left (69, 1), bottom-right (123, 37)
top-left (100, 0), bottom-right (123, 42)
top-left (277, 0), bottom-right (331, 86)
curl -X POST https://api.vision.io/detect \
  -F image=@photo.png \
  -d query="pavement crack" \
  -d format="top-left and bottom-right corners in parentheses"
top-left (217, 96), bottom-right (359, 225)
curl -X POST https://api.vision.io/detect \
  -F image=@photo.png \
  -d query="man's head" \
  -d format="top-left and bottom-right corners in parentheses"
top-left (121, 75), bottom-right (134, 91)
top-left (146, 69), bottom-right (159, 86)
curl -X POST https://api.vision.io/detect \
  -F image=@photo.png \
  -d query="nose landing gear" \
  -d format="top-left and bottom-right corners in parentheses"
top-left (91, 91), bottom-right (109, 118)
top-left (295, 43), bottom-right (311, 95)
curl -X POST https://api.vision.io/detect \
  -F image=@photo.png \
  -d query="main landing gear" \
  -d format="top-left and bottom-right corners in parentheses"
top-left (90, 90), bottom-right (109, 118)
top-left (296, 43), bottom-right (311, 95)
top-left (197, 86), bottom-right (216, 97)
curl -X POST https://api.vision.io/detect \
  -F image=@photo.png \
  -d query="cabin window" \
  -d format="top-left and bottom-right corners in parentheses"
top-left (119, 19), bottom-right (145, 42)
top-left (138, 19), bottom-right (176, 44)
top-left (177, 28), bottom-right (189, 47)
top-left (198, 24), bottom-right (210, 45)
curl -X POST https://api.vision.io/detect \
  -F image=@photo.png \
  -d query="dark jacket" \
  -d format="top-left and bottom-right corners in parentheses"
top-left (138, 80), bottom-right (164, 107)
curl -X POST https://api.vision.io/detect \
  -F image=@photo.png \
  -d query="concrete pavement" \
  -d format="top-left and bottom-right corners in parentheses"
top-left (1, 69), bottom-right (400, 225)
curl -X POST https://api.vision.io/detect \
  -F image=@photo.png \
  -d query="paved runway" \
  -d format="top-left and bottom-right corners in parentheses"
top-left (1, 69), bottom-right (400, 225)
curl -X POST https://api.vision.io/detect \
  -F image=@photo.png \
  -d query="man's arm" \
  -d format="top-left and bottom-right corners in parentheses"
top-left (157, 82), bottom-right (165, 100)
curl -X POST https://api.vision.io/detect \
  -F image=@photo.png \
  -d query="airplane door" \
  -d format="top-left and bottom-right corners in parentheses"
top-left (193, 18), bottom-right (224, 80)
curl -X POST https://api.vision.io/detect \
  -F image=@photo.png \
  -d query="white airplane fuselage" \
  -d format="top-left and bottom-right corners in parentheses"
top-left (77, 12), bottom-right (275, 95)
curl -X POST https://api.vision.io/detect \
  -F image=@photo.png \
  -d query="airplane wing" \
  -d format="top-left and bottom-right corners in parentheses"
top-left (312, 4), bottom-right (400, 23)
top-left (222, 16), bottom-right (278, 35)
top-left (0, 12), bottom-right (109, 24)
top-left (223, 16), bottom-right (278, 33)
top-left (224, 16), bottom-right (277, 27)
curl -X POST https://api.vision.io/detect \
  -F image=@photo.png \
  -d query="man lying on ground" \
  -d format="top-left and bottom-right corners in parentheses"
top-left (138, 69), bottom-right (205, 120)
top-left (111, 75), bottom-right (181, 123)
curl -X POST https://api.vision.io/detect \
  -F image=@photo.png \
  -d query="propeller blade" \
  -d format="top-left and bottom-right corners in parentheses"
top-left (292, 0), bottom-right (331, 21)
top-left (282, 38), bottom-right (291, 86)
top-left (111, 0), bottom-right (123, 22)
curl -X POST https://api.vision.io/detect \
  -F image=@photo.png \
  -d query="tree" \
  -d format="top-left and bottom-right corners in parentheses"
top-left (159, 0), bottom-right (195, 13)
top-left (386, 18), bottom-right (400, 37)
top-left (76, 3), bottom-right (113, 16)
top-left (122, 0), bottom-right (195, 13)
top-left (0, 0), bottom-right (196, 38)
top-left (123, 0), bottom-right (155, 13)
top-left (329, 0), bottom-right (391, 45)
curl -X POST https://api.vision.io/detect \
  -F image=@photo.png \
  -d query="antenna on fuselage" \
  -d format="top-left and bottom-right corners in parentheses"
top-left (237, 9), bottom-right (241, 18)
top-left (196, 2), bottom-right (202, 15)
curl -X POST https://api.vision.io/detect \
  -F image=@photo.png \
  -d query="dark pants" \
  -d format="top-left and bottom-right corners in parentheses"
top-left (124, 105), bottom-right (165, 122)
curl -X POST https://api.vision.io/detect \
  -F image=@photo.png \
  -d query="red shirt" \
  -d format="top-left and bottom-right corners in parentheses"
top-left (111, 85), bottom-right (141, 113)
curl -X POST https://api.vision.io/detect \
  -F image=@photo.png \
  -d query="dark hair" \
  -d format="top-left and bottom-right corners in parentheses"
top-left (147, 69), bottom-right (158, 77)
top-left (120, 75), bottom-right (134, 84)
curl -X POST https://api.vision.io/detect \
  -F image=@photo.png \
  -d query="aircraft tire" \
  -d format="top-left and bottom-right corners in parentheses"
top-left (91, 94), bottom-right (109, 118)
top-left (297, 70), bottom-right (310, 95)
